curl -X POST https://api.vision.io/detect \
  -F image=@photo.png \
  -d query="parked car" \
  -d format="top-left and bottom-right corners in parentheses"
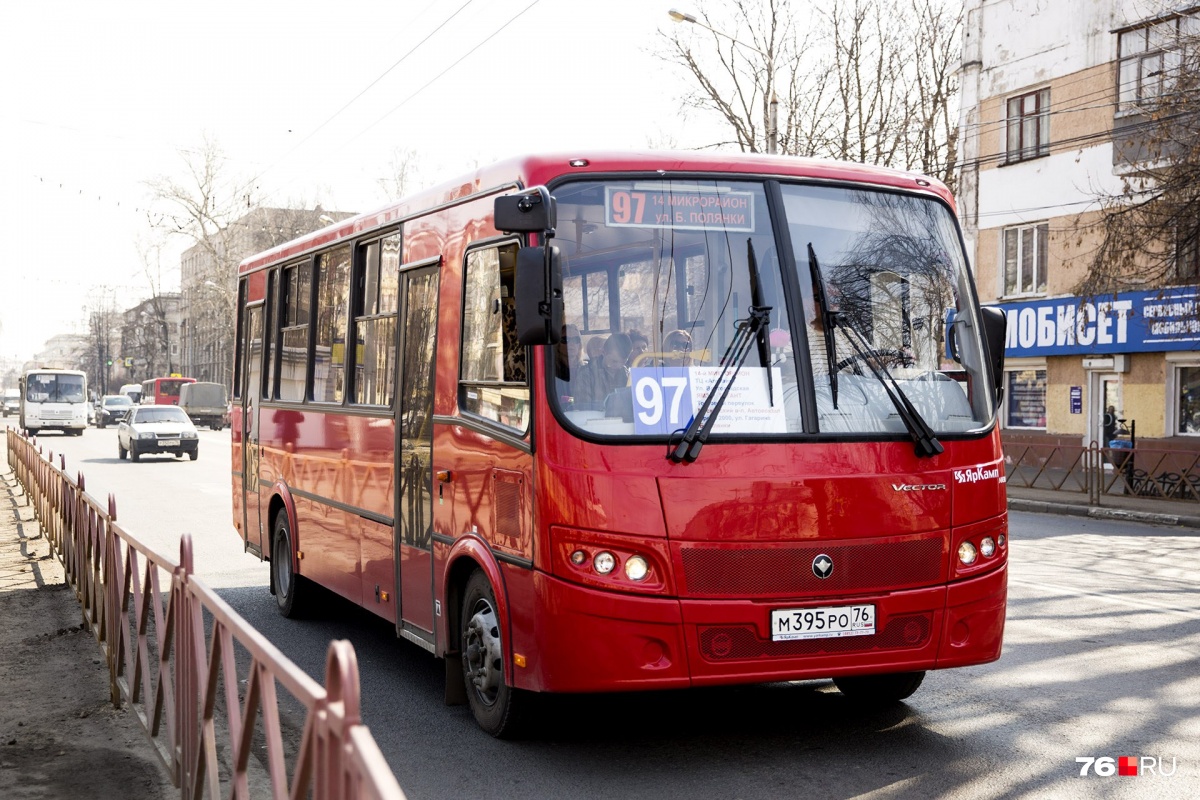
top-left (95, 394), bottom-right (135, 428)
top-left (178, 382), bottom-right (228, 430)
top-left (117, 405), bottom-right (199, 462)
top-left (3, 390), bottom-right (20, 417)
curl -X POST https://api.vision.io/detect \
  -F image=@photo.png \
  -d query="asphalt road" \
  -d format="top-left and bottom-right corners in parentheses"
top-left (10, 417), bottom-right (1200, 799)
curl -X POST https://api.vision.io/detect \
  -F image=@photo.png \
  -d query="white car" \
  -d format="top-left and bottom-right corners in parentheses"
top-left (117, 405), bottom-right (200, 462)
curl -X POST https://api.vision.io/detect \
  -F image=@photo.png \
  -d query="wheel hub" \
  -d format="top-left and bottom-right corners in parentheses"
top-left (464, 601), bottom-right (502, 704)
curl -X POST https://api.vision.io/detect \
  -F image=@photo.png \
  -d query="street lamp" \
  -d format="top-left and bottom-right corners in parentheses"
top-left (668, 8), bottom-right (779, 155)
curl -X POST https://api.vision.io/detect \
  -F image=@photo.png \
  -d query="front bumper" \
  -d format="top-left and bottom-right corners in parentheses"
top-left (523, 564), bottom-right (1006, 693)
top-left (133, 438), bottom-right (199, 455)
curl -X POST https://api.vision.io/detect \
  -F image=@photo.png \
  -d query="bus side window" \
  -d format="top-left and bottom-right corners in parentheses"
top-left (459, 242), bottom-right (529, 431)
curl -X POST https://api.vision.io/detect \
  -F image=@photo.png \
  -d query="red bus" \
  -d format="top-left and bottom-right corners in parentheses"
top-left (231, 152), bottom-right (1009, 737)
top-left (141, 376), bottom-right (196, 406)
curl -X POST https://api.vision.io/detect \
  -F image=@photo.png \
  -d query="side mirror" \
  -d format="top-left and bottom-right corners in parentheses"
top-left (494, 187), bottom-right (556, 233)
top-left (497, 187), bottom-right (562, 346)
top-left (980, 306), bottom-right (1007, 407)
top-left (515, 246), bottom-right (563, 345)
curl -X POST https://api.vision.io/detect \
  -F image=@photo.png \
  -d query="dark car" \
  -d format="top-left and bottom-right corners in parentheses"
top-left (95, 394), bottom-right (135, 428)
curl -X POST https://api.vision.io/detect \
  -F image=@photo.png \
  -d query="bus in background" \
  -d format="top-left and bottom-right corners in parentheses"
top-left (119, 382), bottom-right (143, 404)
top-left (231, 152), bottom-right (1009, 737)
top-left (20, 368), bottom-right (88, 436)
top-left (140, 376), bottom-right (196, 406)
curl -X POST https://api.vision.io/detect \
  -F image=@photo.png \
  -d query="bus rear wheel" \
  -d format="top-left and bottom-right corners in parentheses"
top-left (460, 571), bottom-right (526, 738)
top-left (272, 512), bottom-right (308, 618)
top-left (833, 671), bottom-right (925, 703)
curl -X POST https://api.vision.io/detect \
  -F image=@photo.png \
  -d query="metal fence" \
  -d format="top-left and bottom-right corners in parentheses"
top-left (1004, 439), bottom-right (1200, 505)
top-left (6, 429), bottom-right (406, 800)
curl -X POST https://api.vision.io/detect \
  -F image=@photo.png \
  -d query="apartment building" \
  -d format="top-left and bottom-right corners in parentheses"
top-left (959, 0), bottom-right (1200, 453)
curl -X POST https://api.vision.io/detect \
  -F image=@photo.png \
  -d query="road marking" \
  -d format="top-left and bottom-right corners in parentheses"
top-left (1009, 577), bottom-right (1200, 621)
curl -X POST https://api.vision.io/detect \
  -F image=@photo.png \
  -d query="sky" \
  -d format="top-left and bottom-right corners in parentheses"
top-left (1, 0), bottom-right (727, 363)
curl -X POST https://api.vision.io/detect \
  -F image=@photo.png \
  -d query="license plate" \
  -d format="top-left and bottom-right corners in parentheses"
top-left (770, 604), bottom-right (875, 641)
top-left (159, 439), bottom-right (180, 447)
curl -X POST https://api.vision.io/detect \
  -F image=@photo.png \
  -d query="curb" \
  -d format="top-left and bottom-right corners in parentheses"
top-left (1008, 498), bottom-right (1200, 530)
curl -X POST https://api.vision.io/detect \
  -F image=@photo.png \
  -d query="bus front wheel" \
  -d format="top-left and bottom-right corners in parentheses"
top-left (833, 671), bottom-right (925, 703)
top-left (460, 571), bottom-right (526, 738)
top-left (272, 512), bottom-right (308, 618)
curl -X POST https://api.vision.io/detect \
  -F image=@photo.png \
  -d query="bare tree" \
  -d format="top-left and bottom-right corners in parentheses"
top-left (84, 289), bottom-right (121, 394)
top-left (377, 147), bottom-right (421, 202)
top-left (148, 137), bottom-right (352, 388)
top-left (661, 0), bottom-right (962, 188)
top-left (146, 135), bottom-right (249, 291)
top-left (1076, 9), bottom-right (1200, 298)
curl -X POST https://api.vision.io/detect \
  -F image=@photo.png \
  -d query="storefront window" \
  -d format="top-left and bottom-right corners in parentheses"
top-left (1178, 366), bottom-right (1200, 435)
top-left (1006, 369), bottom-right (1047, 429)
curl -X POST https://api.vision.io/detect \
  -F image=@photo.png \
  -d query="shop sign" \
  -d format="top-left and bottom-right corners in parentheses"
top-left (997, 286), bottom-right (1200, 356)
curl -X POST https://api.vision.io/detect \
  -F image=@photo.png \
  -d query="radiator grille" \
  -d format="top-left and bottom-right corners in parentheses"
top-left (680, 537), bottom-right (943, 597)
top-left (698, 613), bottom-right (932, 661)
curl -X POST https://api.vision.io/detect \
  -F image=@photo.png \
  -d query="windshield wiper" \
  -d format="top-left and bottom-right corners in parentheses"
top-left (746, 238), bottom-right (774, 408)
top-left (668, 302), bottom-right (771, 464)
top-left (807, 243), bottom-right (840, 408)
top-left (807, 244), bottom-right (943, 459)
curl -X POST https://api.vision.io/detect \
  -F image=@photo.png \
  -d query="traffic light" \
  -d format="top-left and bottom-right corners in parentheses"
top-left (106, 358), bottom-right (113, 366)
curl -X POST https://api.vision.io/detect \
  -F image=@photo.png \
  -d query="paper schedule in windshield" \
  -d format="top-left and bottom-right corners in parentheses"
top-left (631, 367), bottom-right (785, 436)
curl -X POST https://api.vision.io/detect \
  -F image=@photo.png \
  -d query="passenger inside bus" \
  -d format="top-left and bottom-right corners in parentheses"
top-left (583, 335), bottom-right (605, 366)
top-left (556, 324), bottom-right (583, 382)
top-left (626, 330), bottom-right (649, 368)
top-left (575, 332), bottom-right (633, 409)
top-left (662, 329), bottom-right (693, 367)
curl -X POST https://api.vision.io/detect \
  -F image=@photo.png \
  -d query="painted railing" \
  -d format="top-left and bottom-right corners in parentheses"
top-left (1004, 439), bottom-right (1200, 504)
top-left (6, 428), bottom-right (406, 800)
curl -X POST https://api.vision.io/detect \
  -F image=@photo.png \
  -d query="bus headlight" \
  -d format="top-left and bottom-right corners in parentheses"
top-left (593, 551), bottom-right (616, 575)
top-left (624, 555), bottom-right (649, 582)
top-left (957, 541), bottom-right (978, 565)
top-left (979, 537), bottom-right (996, 558)
top-left (550, 526), bottom-right (672, 595)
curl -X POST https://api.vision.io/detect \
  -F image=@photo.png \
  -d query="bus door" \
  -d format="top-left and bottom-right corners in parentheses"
top-left (241, 304), bottom-right (266, 553)
top-left (394, 265), bottom-right (440, 643)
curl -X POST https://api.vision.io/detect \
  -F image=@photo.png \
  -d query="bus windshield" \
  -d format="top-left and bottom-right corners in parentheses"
top-left (25, 373), bottom-right (86, 403)
top-left (549, 179), bottom-right (797, 438)
top-left (783, 184), bottom-right (992, 435)
top-left (548, 179), bottom-right (992, 440)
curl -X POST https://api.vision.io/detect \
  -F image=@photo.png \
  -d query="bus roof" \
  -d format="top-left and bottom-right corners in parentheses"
top-left (238, 150), bottom-right (955, 274)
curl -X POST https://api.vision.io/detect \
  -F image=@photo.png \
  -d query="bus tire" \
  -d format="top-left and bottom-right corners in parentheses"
top-left (272, 512), bottom-right (308, 618)
top-left (833, 671), bottom-right (925, 703)
top-left (460, 570), bottom-right (526, 738)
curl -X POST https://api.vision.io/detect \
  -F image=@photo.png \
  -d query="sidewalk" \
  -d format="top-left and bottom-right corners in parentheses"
top-left (1006, 483), bottom-right (1200, 529)
top-left (0, 463), bottom-right (174, 800)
